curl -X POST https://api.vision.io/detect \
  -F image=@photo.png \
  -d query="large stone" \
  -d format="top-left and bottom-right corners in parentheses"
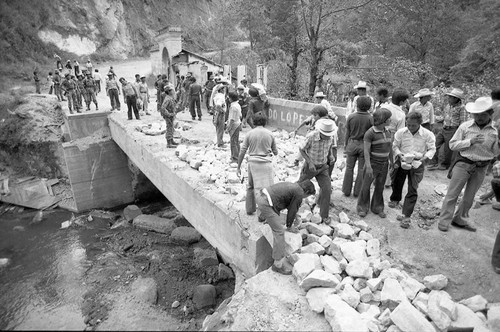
top-left (423, 274), bottom-right (448, 290)
top-left (360, 304), bottom-right (380, 319)
top-left (487, 305), bottom-right (500, 332)
top-left (381, 278), bottom-right (407, 310)
top-left (324, 294), bottom-right (368, 332)
top-left (326, 242), bottom-right (344, 261)
top-left (341, 284), bottom-right (361, 308)
top-left (334, 223), bottom-right (355, 239)
top-left (353, 219), bottom-right (369, 231)
top-left (124, 205), bottom-right (142, 221)
top-left (133, 214), bottom-right (177, 235)
top-left (320, 255), bottom-right (342, 274)
top-left (390, 300), bottom-right (435, 332)
top-left (373, 259), bottom-right (391, 273)
top-left (170, 226), bottom-right (202, 244)
top-left (427, 290), bottom-right (452, 331)
top-left (459, 294), bottom-right (488, 312)
top-left (318, 235), bottom-right (333, 248)
top-left (218, 263), bottom-right (234, 280)
top-left (301, 242), bottom-right (325, 255)
top-left (358, 231), bottom-right (373, 241)
top-left (292, 254), bottom-right (321, 282)
top-left (300, 270), bottom-right (340, 291)
top-left (339, 211), bottom-right (350, 224)
top-left (386, 325), bottom-right (402, 332)
top-left (412, 291), bottom-right (429, 316)
top-left (400, 276), bottom-right (425, 301)
top-left (377, 308), bottom-right (393, 327)
top-left (305, 234), bottom-right (320, 245)
top-left (284, 232), bottom-right (303, 255)
top-left (379, 268), bottom-right (405, 282)
top-left (353, 278), bottom-right (367, 291)
top-left (436, 291), bottom-right (457, 320)
top-left (346, 259), bottom-right (372, 279)
top-left (366, 239), bottom-right (380, 258)
top-left (131, 277), bottom-right (157, 304)
top-left (450, 304), bottom-right (489, 331)
top-left (306, 288), bottom-right (336, 314)
top-left (193, 247), bottom-right (219, 268)
top-left (306, 223), bottom-right (333, 237)
top-left (193, 284), bottom-right (216, 309)
top-left (359, 287), bottom-right (374, 303)
top-left (340, 240), bottom-right (367, 262)
top-left (367, 278), bottom-right (383, 292)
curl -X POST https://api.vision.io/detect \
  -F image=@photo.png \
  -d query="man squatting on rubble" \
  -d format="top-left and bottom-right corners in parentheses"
top-left (256, 179), bottom-right (316, 275)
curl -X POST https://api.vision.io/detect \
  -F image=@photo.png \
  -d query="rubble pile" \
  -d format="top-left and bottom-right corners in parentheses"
top-left (284, 210), bottom-right (497, 332)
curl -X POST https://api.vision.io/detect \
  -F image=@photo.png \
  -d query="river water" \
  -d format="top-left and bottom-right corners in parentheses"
top-left (0, 209), bottom-right (104, 330)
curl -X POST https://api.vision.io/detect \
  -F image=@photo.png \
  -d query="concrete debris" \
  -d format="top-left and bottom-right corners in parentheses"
top-left (451, 304), bottom-right (489, 331)
top-left (366, 239), bottom-right (380, 258)
top-left (386, 325), bottom-right (402, 332)
top-left (133, 214), bottom-right (176, 235)
top-left (193, 284), bottom-right (216, 309)
top-left (487, 305), bottom-right (500, 332)
top-left (310, 213), bottom-right (322, 224)
top-left (324, 294), bottom-right (368, 332)
top-left (459, 294), bottom-right (488, 312)
top-left (300, 269), bottom-right (340, 291)
top-left (353, 278), bottom-right (367, 291)
top-left (423, 274), bottom-right (448, 290)
top-left (218, 264), bottom-right (234, 280)
top-left (366, 278), bottom-right (383, 292)
top-left (301, 242), bottom-right (325, 255)
top-left (341, 284), bottom-right (361, 308)
top-left (326, 242), bottom-right (344, 261)
top-left (346, 259), bottom-right (372, 279)
top-left (306, 288), bottom-right (336, 314)
top-left (339, 211), bottom-right (350, 223)
top-left (334, 223), bottom-right (355, 239)
top-left (305, 233), bottom-right (320, 245)
top-left (193, 247), bottom-right (219, 268)
top-left (320, 255), bottom-right (342, 275)
top-left (131, 277), bottom-right (158, 305)
top-left (390, 300), bottom-right (435, 332)
top-left (377, 308), bottom-right (392, 327)
top-left (172, 300), bottom-right (180, 308)
top-left (318, 234), bottom-right (333, 248)
top-left (170, 226), bottom-right (202, 244)
top-left (292, 253), bottom-right (321, 282)
top-left (123, 204), bottom-right (142, 221)
top-left (379, 268), bottom-right (405, 282)
top-left (412, 291), bottom-right (429, 316)
top-left (400, 276), bottom-right (425, 301)
top-left (427, 290), bottom-right (452, 331)
top-left (340, 240), bottom-right (367, 262)
top-left (306, 223), bottom-right (332, 237)
top-left (358, 230), bottom-right (373, 241)
top-left (359, 287), bottom-right (374, 303)
top-left (381, 278), bottom-right (407, 310)
top-left (353, 219), bottom-right (369, 232)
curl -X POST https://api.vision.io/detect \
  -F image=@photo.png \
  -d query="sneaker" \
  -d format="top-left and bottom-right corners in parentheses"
top-left (271, 263), bottom-right (292, 275)
top-left (258, 216), bottom-right (266, 223)
top-left (438, 224), bottom-right (448, 232)
top-left (388, 201), bottom-right (399, 208)
top-left (493, 202), bottom-right (500, 211)
top-left (451, 221), bottom-right (476, 232)
top-left (198, 117), bottom-right (202, 121)
top-left (358, 211), bottom-right (367, 218)
top-left (400, 217), bottom-right (411, 229)
top-left (378, 211), bottom-right (387, 218)
top-left (192, 117), bottom-right (196, 121)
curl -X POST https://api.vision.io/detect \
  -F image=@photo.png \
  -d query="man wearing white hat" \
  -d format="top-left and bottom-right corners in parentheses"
top-left (428, 88), bottom-right (468, 171)
top-left (352, 81), bottom-right (375, 114)
top-left (409, 88), bottom-right (435, 131)
top-left (138, 75), bottom-right (151, 115)
top-left (315, 91), bottom-right (337, 122)
top-left (298, 118), bottom-right (337, 224)
top-left (438, 97), bottom-right (500, 232)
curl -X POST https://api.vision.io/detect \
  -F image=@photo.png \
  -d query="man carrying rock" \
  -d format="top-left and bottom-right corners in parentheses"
top-left (389, 112), bottom-right (436, 228)
top-left (256, 180), bottom-right (316, 275)
top-left (237, 113), bottom-right (278, 217)
top-left (298, 118), bottom-right (337, 224)
top-left (438, 97), bottom-right (500, 232)
top-left (160, 83), bottom-right (179, 148)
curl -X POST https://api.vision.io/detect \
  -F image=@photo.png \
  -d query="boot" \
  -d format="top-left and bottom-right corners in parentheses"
top-left (167, 139), bottom-right (178, 148)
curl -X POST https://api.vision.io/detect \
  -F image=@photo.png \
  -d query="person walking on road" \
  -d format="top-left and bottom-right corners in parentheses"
top-left (342, 96), bottom-right (374, 197)
top-left (438, 97), bottom-right (500, 232)
top-left (237, 113), bottom-right (278, 217)
top-left (226, 91), bottom-right (242, 164)
top-left (204, 75), bottom-right (216, 114)
top-left (138, 75), bottom-right (151, 115)
top-left (93, 69), bottom-right (102, 94)
top-left (120, 77), bottom-right (140, 120)
top-left (188, 77), bottom-right (203, 121)
top-left (428, 88), bottom-right (467, 171)
top-left (106, 73), bottom-right (121, 111)
top-left (409, 88), bottom-right (435, 131)
top-left (389, 112), bottom-right (436, 229)
top-left (83, 72), bottom-right (98, 111)
top-left (61, 73), bottom-right (80, 114)
top-left (160, 83), bottom-right (179, 148)
top-left (211, 81), bottom-right (229, 147)
top-left (256, 180), bottom-right (316, 275)
top-left (298, 118), bottom-right (337, 224)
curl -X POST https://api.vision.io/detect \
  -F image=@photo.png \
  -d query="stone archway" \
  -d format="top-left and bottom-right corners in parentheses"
top-left (162, 47), bottom-right (170, 80)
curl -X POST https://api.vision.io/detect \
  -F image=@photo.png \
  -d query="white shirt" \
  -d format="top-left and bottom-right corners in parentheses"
top-left (393, 126), bottom-right (436, 161)
top-left (383, 103), bottom-right (406, 133)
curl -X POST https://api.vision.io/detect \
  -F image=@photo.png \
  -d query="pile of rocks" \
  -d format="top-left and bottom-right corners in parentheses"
top-left (285, 210), bottom-right (498, 331)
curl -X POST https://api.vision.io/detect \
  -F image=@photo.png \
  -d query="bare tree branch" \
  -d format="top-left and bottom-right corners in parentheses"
top-left (320, 0), bottom-right (376, 19)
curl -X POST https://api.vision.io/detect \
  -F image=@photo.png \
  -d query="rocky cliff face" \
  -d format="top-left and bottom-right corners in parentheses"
top-left (2, 0), bottom-right (215, 61)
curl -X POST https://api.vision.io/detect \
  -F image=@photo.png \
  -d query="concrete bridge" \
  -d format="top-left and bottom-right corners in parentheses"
top-left (62, 98), bottom-right (346, 277)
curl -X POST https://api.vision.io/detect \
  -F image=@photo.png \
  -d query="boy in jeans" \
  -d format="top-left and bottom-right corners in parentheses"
top-left (226, 91), bottom-right (242, 163)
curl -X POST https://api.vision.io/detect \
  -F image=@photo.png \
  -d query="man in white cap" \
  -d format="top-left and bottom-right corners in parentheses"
top-left (138, 75), bottom-right (151, 115)
top-left (438, 97), bottom-right (500, 232)
top-left (428, 88), bottom-right (467, 171)
top-left (298, 118), bottom-right (337, 224)
top-left (352, 81), bottom-right (375, 114)
top-left (314, 91), bottom-right (337, 122)
top-left (409, 88), bottom-right (435, 131)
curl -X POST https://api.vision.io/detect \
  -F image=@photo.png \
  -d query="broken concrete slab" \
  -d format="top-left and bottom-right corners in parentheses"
top-left (427, 290), bottom-right (452, 331)
top-left (400, 276), bottom-right (425, 301)
top-left (306, 222), bottom-right (332, 237)
top-left (487, 305), bottom-right (500, 332)
top-left (412, 291), bottom-right (429, 316)
top-left (292, 254), bottom-right (321, 282)
top-left (366, 239), bottom-right (380, 258)
top-left (390, 300), bottom-right (435, 332)
top-left (341, 283), bottom-right (361, 308)
top-left (320, 255), bottom-right (342, 275)
top-left (346, 259), bottom-right (372, 279)
top-left (193, 247), bottom-right (219, 268)
top-left (133, 214), bottom-right (176, 235)
top-left (359, 286), bottom-right (374, 303)
top-left (301, 242), bottom-right (325, 255)
top-left (324, 294), bottom-right (368, 332)
top-left (170, 226), bottom-right (202, 244)
top-left (326, 242), bottom-right (344, 261)
top-left (450, 304), bottom-right (489, 331)
top-left (334, 223), bottom-right (355, 239)
top-left (300, 269), bottom-right (340, 291)
top-left (339, 211), bottom-right (350, 223)
top-left (340, 240), bottom-right (367, 262)
top-left (306, 287), bottom-right (336, 314)
top-left (381, 278), bottom-right (406, 310)
top-left (459, 294), bottom-right (488, 312)
top-left (367, 278), bottom-right (383, 292)
top-left (423, 274), bottom-right (448, 290)
top-left (318, 234), bottom-right (333, 248)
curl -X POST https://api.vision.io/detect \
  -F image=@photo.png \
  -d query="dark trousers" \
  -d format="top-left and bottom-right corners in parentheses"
top-left (204, 91), bottom-right (212, 111)
top-left (229, 126), bottom-right (241, 162)
top-left (357, 158), bottom-right (389, 215)
top-left (96, 81), bottom-right (101, 94)
top-left (214, 112), bottom-right (225, 146)
top-left (390, 161), bottom-right (425, 217)
top-left (342, 139), bottom-right (365, 197)
top-left (126, 95), bottom-right (140, 119)
top-left (493, 230), bottom-right (500, 269)
top-left (298, 163), bottom-right (331, 219)
top-left (256, 191), bottom-right (286, 261)
top-left (108, 89), bottom-right (120, 110)
top-left (35, 81), bottom-right (41, 94)
top-left (190, 95), bottom-right (202, 118)
top-left (164, 116), bottom-right (174, 141)
top-left (431, 127), bottom-right (457, 167)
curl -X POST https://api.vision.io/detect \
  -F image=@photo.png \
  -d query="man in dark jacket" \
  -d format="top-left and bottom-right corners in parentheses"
top-left (256, 180), bottom-right (316, 275)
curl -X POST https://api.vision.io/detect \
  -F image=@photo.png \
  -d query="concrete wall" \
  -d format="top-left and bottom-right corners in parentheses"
top-left (268, 97), bottom-right (347, 145)
top-left (66, 111), bottom-right (111, 140)
top-left (63, 138), bottom-right (134, 212)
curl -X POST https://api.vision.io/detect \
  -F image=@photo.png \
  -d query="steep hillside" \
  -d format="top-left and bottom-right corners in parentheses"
top-left (0, 0), bottom-right (216, 72)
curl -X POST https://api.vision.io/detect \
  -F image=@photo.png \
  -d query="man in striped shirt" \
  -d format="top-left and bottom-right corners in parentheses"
top-left (438, 97), bottom-right (500, 232)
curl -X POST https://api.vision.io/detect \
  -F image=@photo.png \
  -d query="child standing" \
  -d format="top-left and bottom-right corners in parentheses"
top-left (226, 91), bottom-right (242, 163)
top-left (357, 108), bottom-right (393, 218)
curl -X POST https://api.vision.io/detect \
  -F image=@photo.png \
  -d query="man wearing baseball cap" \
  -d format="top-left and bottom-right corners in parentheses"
top-left (438, 96), bottom-right (500, 232)
top-left (298, 118), bottom-right (337, 224)
top-left (428, 88), bottom-right (467, 171)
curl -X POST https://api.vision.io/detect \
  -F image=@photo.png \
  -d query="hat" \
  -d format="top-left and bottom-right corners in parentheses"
top-left (315, 119), bottom-right (336, 137)
top-left (314, 91), bottom-right (326, 98)
top-left (237, 84), bottom-right (244, 90)
top-left (445, 88), bottom-right (465, 100)
top-left (465, 96), bottom-right (493, 114)
top-left (164, 83), bottom-right (175, 91)
top-left (414, 88), bottom-right (434, 98)
top-left (140, 75), bottom-right (146, 79)
top-left (107, 72), bottom-right (113, 76)
top-left (354, 81), bottom-right (368, 89)
top-left (219, 76), bottom-right (229, 84)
